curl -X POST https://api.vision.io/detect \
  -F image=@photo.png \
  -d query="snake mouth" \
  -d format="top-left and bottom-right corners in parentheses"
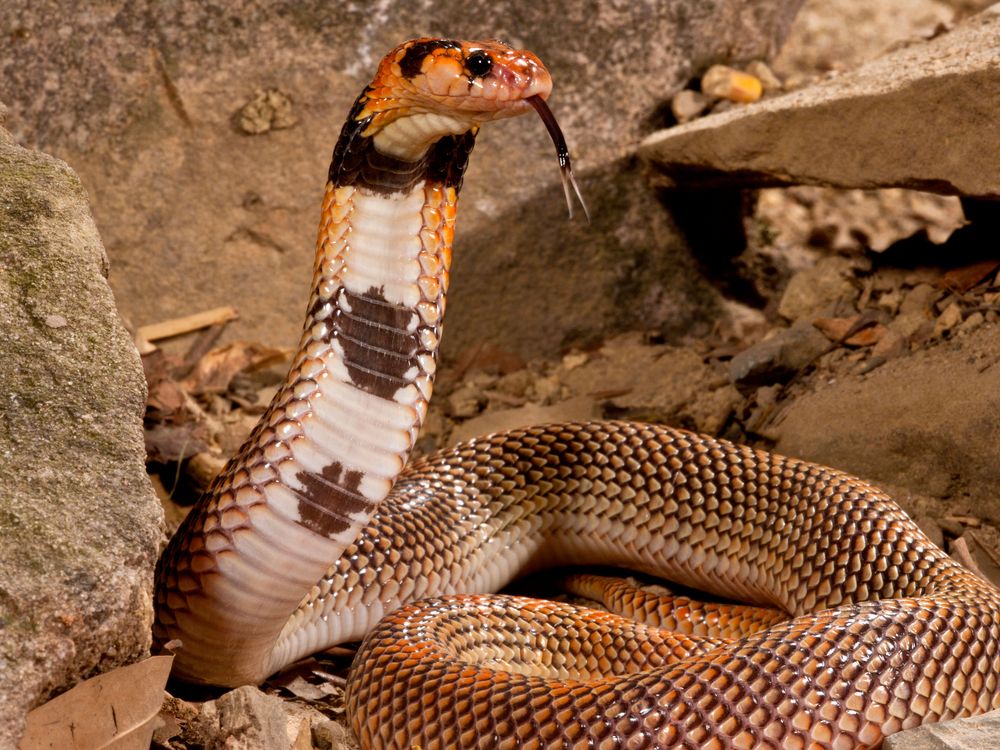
top-left (527, 95), bottom-right (590, 222)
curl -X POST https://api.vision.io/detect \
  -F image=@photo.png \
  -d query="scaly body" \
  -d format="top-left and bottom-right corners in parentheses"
top-left (155, 39), bottom-right (1000, 748)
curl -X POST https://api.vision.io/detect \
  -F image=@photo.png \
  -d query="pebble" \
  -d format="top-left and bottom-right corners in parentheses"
top-left (958, 311), bottom-right (984, 335)
top-left (777, 256), bottom-right (857, 321)
top-left (933, 301), bottom-right (963, 336)
top-left (899, 283), bottom-right (940, 315)
top-left (745, 60), bottom-right (782, 92)
top-left (447, 384), bottom-right (485, 419)
top-left (44, 314), bottom-right (67, 328)
top-left (671, 89), bottom-right (710, 123)
top-left (728, 321), bottom-right (829, 388)
top-left (700, 65), bottom-right (763, 103)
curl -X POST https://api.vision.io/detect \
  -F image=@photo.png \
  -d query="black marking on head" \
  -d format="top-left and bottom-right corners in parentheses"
top-left (465, 50), bottom-right (493, 78)
top-left (292, 463), bottom-right (371, 537)
top-left (399, 39), bottom-right (462, 79)
top-left (327, 91), bottom-right (478, 196)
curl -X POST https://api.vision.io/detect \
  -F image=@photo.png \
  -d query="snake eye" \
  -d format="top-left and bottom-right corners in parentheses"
top-left (466, 51), bottom-right (493, 78)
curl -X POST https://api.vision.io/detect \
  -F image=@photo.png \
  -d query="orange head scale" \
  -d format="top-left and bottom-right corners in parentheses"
top-left (330, 38), bottom-right (588, 219)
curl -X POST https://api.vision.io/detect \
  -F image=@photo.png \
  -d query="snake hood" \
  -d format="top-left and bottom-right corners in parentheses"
top-left (332, 38), bottom-right (552, 174)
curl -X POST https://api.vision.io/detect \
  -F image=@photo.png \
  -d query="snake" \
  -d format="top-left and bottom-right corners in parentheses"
top-left (153, 38), bottom-right (1000, 749)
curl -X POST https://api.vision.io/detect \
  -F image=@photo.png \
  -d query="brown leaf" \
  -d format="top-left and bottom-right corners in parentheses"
top-left (844, 324), bottom-right (886, 347)
top-left (146, 377), bottom-right (188, 416)
top-left (145, 422), bottom-right (210, 463)
top-left (181, 341), bottom-right (289, 396)
top-left (813, 316), bottom-right (885, 347)
top-left (20, 655), bottom-right (173, 750)
top-left (941, 259), bottom-right (1000, 293)
top-left (813, 316), bottom-right (856, 342)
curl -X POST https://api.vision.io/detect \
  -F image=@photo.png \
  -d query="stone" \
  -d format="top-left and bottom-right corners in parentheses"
top-left (773, 0), bottom-right (958, 78)
top-left (671, 90), bottom-right (710, 124)
top-left (639, 7), bottom-right (1000, 199)
top-left (773, 320), bottom-right (1000, 522)
top-left (777, 256), bottom-right (857, 320)
top-left (0, 0), bottom-right (805, 363)
top-left (700, 65), bottom-right (763, 103)
top-left (557, 333), bottom-right (742, 434)
top-left (745, 61), bottom-right (783, 91)
top-left (883, 709), bottom-right (1000, 749)
top-left (728, 320), bottom-right (830, 387)
top-left (312, 719), bottom-right (358, 750)
top-left (933, 300), bottom-right (963, 336)
top-left (447, 383), bottom-right (486, 419)
top-left (193, 686), bottom-right (300, 750)
top-left (0, 127), bottom-right (162, 748)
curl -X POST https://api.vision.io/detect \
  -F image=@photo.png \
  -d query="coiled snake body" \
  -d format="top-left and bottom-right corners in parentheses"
top-left (154, 39), bottom-right (1000, 748)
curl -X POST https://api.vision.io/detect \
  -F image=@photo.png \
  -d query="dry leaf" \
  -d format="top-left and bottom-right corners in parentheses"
top-left (941, 259), bottom-right (1000, 293)
top-left (813, 316), bottom-right (886, 347)
top-left (843, 324), bottom-right (886, 347)
top-left (181, 341), bottom-right (289, 395)
top-left (144, 422), bottom-right (210, 464)
top-left (20, 655), bottom-right (173, 750)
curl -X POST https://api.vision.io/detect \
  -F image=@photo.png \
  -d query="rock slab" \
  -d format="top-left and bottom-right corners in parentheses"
top-left (0, 127), bottom-right (161, 747)
top-left (772, 321), bottom-right (1000, 524)
top-left (639, 6), bottom-right (1000, 198)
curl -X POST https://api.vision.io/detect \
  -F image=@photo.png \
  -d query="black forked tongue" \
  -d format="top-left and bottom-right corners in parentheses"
top-left (527, 95), bottom-right (590, 223)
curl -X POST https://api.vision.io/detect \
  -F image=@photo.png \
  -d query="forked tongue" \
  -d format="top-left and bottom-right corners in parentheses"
top-left (527, 95), bottom-right (590, 222)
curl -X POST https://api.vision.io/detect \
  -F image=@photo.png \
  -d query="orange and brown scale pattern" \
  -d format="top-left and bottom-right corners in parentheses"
top-left (341, 422), bottom-right (1000, 749)
top-left (152, 37), bottom-right (1000, 746)
top-left (562, 574), bottom-right (788, 638)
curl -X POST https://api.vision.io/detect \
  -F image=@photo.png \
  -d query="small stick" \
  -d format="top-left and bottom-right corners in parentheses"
top-left (137, 306), bottom-right (239, 347)
top-left (950, 536), bottom-right (984, 576)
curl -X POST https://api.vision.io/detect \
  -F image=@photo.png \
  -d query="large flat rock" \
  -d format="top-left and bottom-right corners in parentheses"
top-left (639, 6), bottom-right (1000, 198)
top-left (0, 0), bottom-right (803, 362)
top-left (0, 127), bottom-right (162, 747)
top-left (772, 320), bottom-right (1000, 524)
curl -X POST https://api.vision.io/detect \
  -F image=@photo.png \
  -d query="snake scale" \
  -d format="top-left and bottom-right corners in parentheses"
top-left (154, 39), bottom-right (1000, 748)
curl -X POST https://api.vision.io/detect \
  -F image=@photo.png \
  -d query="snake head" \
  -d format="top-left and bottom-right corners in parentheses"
top-left (358, 38), bottom-right (553, 160)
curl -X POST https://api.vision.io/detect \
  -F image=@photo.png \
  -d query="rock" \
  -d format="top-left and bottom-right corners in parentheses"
top-left (889, 282), bottom-right (940, 339)
top-left (773, 321), bottom-right (1000, 522)
top-left (728, 320), bottom-right (830, 387)
top-left (959, 310), bottom-right (985, 334)
top-left (188, 685), bottom-right (323, 750)
top-left (0, 0), bottom-right (805, 364)
top-left (773, 0), bottom-right (957, 78)
top-left (883, 709), bottom-right (1000, 749)
top-left (700, 65), bottom-right (764, 103)
top-left (933, 300), bottom-right (963, 336)
top-left (312, 719), bottom-right (358, 750)
top-left (552, 334), bottom-right (742, 434)
top-left (447, 383), bottom-right (486, 419)
top-left (0, 128), bottom-right (161, 747)
top-left (745, 61), bottom-right (783, 91)
top-left (639, 7), bottom-right (1000, 199)
top-left (777, 256), bottom-right (857, 320)
top-left (671, 89), bottom-right (710, 123)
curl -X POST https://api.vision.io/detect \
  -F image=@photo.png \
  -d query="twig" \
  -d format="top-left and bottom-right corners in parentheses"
top-left (950, 536), bottom-right (984, 577)
top-left (136, 306), bottom-right (239, 351)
